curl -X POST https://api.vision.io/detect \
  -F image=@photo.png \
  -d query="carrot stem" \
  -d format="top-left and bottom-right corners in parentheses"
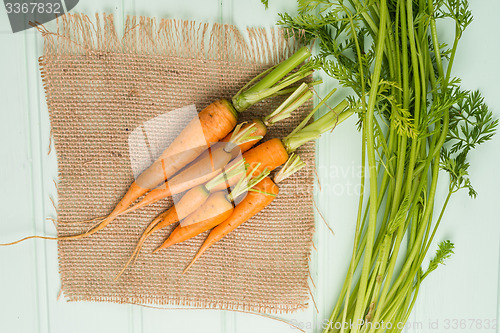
top-left (274, 153), bottom-right (306, 184)
top-left (232, 46), bottom-right (313, 112)
top-left (283, 100), bottom-right (353, 153)
top-left (263, 82), bottom-right (313, 126)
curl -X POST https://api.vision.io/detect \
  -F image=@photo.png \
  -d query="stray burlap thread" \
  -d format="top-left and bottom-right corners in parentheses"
top-left (39, 13), bottom-right (315, 313)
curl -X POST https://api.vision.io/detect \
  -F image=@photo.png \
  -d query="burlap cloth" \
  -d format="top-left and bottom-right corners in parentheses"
top-left (39, 13), bottom-right (315, 313)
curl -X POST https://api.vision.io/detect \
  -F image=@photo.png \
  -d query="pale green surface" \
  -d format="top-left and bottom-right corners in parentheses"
top-left (0, 1), bottom-right (498, 332)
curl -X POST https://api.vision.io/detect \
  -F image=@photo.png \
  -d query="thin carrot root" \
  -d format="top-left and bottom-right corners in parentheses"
top-left (114, 211), bottom-right (168, 280)
top-left (85, 218), bottom-right (106, 233)
top-left (121, 187), bottom-right (171, 216)
top-left (0, 235), bottom-right (59, 246)
top-left (182, 250), bottom-right (205, 274)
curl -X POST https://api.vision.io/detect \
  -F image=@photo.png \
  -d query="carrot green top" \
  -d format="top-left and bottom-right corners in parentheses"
top-left (282, 99), bottom-right (354, 153)
top-left (232, 46), bottom-right (316, 112)
top-left (274, 153), bottom-right (306, 184)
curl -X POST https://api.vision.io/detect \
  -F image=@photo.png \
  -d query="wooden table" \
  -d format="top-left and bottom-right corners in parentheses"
top-left (0, 0), bottom-right (498, 332)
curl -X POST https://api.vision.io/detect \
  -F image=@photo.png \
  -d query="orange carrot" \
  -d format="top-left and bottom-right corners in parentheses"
top-left (153, 191), bottom-right (235, 252)
top-left (121, 121), bottom-right (265, 214)
top-left (244, 138), bottom-right (289, 175)
top-left (182, 153), bottom-right (307, 273)
top-left (183, 177), bottom-right (279, 273)
top-left (114, 159), bottom-right (247, 278)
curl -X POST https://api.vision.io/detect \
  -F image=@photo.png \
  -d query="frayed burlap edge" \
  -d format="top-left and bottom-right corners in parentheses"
top-left (38, 13), bottom-right (315, 315)
top-left (36, 13), bottom-right (304, 63)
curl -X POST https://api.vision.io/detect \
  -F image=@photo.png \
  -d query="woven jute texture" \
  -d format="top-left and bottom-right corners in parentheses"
top-left (39, 13), bottom-right (315, 313)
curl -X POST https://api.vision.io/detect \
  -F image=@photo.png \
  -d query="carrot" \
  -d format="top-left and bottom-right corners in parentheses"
top-left (153, 166), bottom-right (272, 252)
top-left (167, 191), bottom-right (235, 242)
top-left (182, 154), bottom-right (304, 273)
top-left (244, 138), bottom-right (289, 173)
top-left (183, 177), bottom-right (279, 273)
top-left (112, 82), bottom-right (314, 217)
top-left (114, 159), bottom-right (247, 278)
top-left (1, 48), bottom-right (316, 246)
top-left (116, 160), bottom-right (271, 278)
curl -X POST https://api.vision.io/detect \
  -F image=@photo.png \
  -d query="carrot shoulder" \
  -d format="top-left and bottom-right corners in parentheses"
top-left (244, 138), bottom-right (289, 175)
top-left (220, 118), bottom-right (267, 152)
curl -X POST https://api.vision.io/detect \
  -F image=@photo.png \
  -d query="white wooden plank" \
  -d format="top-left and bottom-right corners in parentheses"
top-left (142, 307), bottom-right (225, 332)
top-left (0, 1), bottom-right (498, 333)
top-left (25, 26), bottom-right (51, 333)
top-left (410, 1), bottom-right (500, 331)
top-left (0, 13), bottom-right (42, 333)
top-left (315, 92), bottom-right (363, 330)
top-left (222, 0), bottom-right (294, 27)
top-left (48, 302), bottom-right (133, 333)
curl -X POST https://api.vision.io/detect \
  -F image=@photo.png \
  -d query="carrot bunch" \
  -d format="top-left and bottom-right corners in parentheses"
top-left (113, 97), bottom-right (353, 276)
top-left (0, 45), bottom-right (356, 286)
top-left (1, 47), bottom-right (315, 246)
top-left (143, 100), bottom-right (353, 274)
top-left (183, 153), bottom-right (306, 273)
top-left (120, 81), bottom-right (315, 216)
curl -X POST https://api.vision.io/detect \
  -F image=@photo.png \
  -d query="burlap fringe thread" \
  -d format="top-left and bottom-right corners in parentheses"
top-left (36, 13), bottom-right (303, 64)
top-left (37, 13), bottom-right (316, 316)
